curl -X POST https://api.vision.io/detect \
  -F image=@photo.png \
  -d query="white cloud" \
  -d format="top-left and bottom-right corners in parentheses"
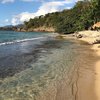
top-left (11, 12), bottom-right (35, 25)
top-left (35, 1), bottom-right (72, 15)
top-left (1, 0), bottom-right (14, 4)
top-left (5, 19), bottom-right (9, 22)
top-left (11, 0), bottom-right (73, 25)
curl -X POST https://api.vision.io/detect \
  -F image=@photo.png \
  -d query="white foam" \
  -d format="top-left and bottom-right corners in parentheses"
top-left (0, 37), bottom-right (44, 46)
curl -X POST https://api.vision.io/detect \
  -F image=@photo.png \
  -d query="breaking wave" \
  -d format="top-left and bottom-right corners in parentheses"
top-left (0, 37), bottom-right (45, 46)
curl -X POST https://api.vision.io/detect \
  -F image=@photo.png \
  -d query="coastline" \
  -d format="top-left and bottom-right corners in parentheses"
top-left (74, 30), bottom-right (100, 99)
top-left (0, 37), bottom-right (88, 100)
top-left (0, 34), bottom-right (97, 100)
top-left (0, 30), bottom-right (100, 99)
top-left (59, 30), bottom-right (100, 100)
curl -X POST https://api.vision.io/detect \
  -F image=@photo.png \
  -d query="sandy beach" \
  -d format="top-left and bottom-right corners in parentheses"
top-left (77, 31), bottom-right (100, 100)
top-left (92, 44), bottom-right (100, 100)
top-left (34, 34), bottom-right (100, 100)
top-left (76, 44), bottom-right (98, 100)
top-left (60, 30), bottom-right (100, 100)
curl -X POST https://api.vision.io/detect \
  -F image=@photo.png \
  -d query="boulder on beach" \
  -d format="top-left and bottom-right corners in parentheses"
top-left (75, 31), bottom-right (100, 44)
top-left (76, 34), bottom-right (83, 38)
top-left (92, 22), bottom-right (100, 30)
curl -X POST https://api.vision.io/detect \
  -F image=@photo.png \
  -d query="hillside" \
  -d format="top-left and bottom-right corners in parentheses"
top-left (21, 0), bottom-right (100, 34)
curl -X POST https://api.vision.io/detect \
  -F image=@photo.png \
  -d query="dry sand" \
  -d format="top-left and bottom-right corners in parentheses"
top-left (76, 31), bottom-right (100, 100)
top-left (92, 44), bottom-right (100, 100)
top-left (59, 31), bottom-right (100, 100)
top-left (76, 45), bottom-right (97, 100)
top-left (74, 36), bottom-right (100, 100)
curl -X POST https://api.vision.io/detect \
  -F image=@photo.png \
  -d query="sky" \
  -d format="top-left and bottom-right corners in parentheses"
top-left (0, 0), bottom-right (78, 26)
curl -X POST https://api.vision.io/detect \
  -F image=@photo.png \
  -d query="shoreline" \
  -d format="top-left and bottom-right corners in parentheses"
top-left (0, 34), bottom-right (97, 100)
top-left (59, 30), bottom-right (100, 100)
top-left (72, 30), bottom-right (100, 94)
top-left (0, 30), bottom-right (100, 100)
top-left (0, 38), bottom-right (87, 100)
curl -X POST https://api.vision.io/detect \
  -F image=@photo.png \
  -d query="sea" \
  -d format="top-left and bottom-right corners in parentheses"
top-left (0, 31), bottom-right (51, 46)
top-left (0, 31), bottom-right (94, 100)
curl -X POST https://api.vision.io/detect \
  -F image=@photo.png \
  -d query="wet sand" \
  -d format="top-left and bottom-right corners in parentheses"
top-left (36, 43), bottom-right (98, 100)
top-left (0, 37), bottom-right (99, 100)
top-left (28, 40), bottom-right (98, 100)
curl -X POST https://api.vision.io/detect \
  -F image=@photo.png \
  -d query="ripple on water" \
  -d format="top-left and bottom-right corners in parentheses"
top-left (0, 39), bottom-right (88, 100)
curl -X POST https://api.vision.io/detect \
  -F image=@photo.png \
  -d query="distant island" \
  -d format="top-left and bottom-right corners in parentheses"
top-left (0, 26), bottom-right (16, 31)
top-left (0, 24), bottom-right (23, 31)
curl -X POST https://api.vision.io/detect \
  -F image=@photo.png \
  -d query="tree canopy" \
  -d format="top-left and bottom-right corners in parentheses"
top-left (23, 0), bottom-right (100, 34)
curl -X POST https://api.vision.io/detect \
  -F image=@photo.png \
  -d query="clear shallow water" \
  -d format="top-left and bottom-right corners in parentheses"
top-left (0, 39), bottom-right (79, 100)
top-left (0, 31), bottom-right (92, 100)
top-left (0, 31), bottom-right (54, 78)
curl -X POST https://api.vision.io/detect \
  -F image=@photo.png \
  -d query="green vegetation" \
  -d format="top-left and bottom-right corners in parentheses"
top-left (91, 0), bottom-right (100, 23)
top-left (23, 0), bottom-right (100, 34)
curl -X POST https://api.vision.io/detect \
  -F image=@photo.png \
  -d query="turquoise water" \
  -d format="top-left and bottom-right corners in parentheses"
top-left (0, 31), bottom-right (49, 45)
top-left (0, 31), bottom-right (53, 78)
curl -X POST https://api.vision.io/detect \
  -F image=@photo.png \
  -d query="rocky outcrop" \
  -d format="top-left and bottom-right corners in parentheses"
top-left (92, 22), bottom-right (100, 30)
top-left (16, 26), bottom-right (55, 32)
top-left (76, 34), bottom-right (83, 38)
top-left (74, 31), bottom-right (100, 44)
top-left (32, 26), bottom-right (55, 32)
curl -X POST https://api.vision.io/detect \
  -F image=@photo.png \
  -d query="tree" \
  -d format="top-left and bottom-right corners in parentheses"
top-left (22, 0), bottom-right (100, 34)
top-left (91, 0), bottom-right (100, 23)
